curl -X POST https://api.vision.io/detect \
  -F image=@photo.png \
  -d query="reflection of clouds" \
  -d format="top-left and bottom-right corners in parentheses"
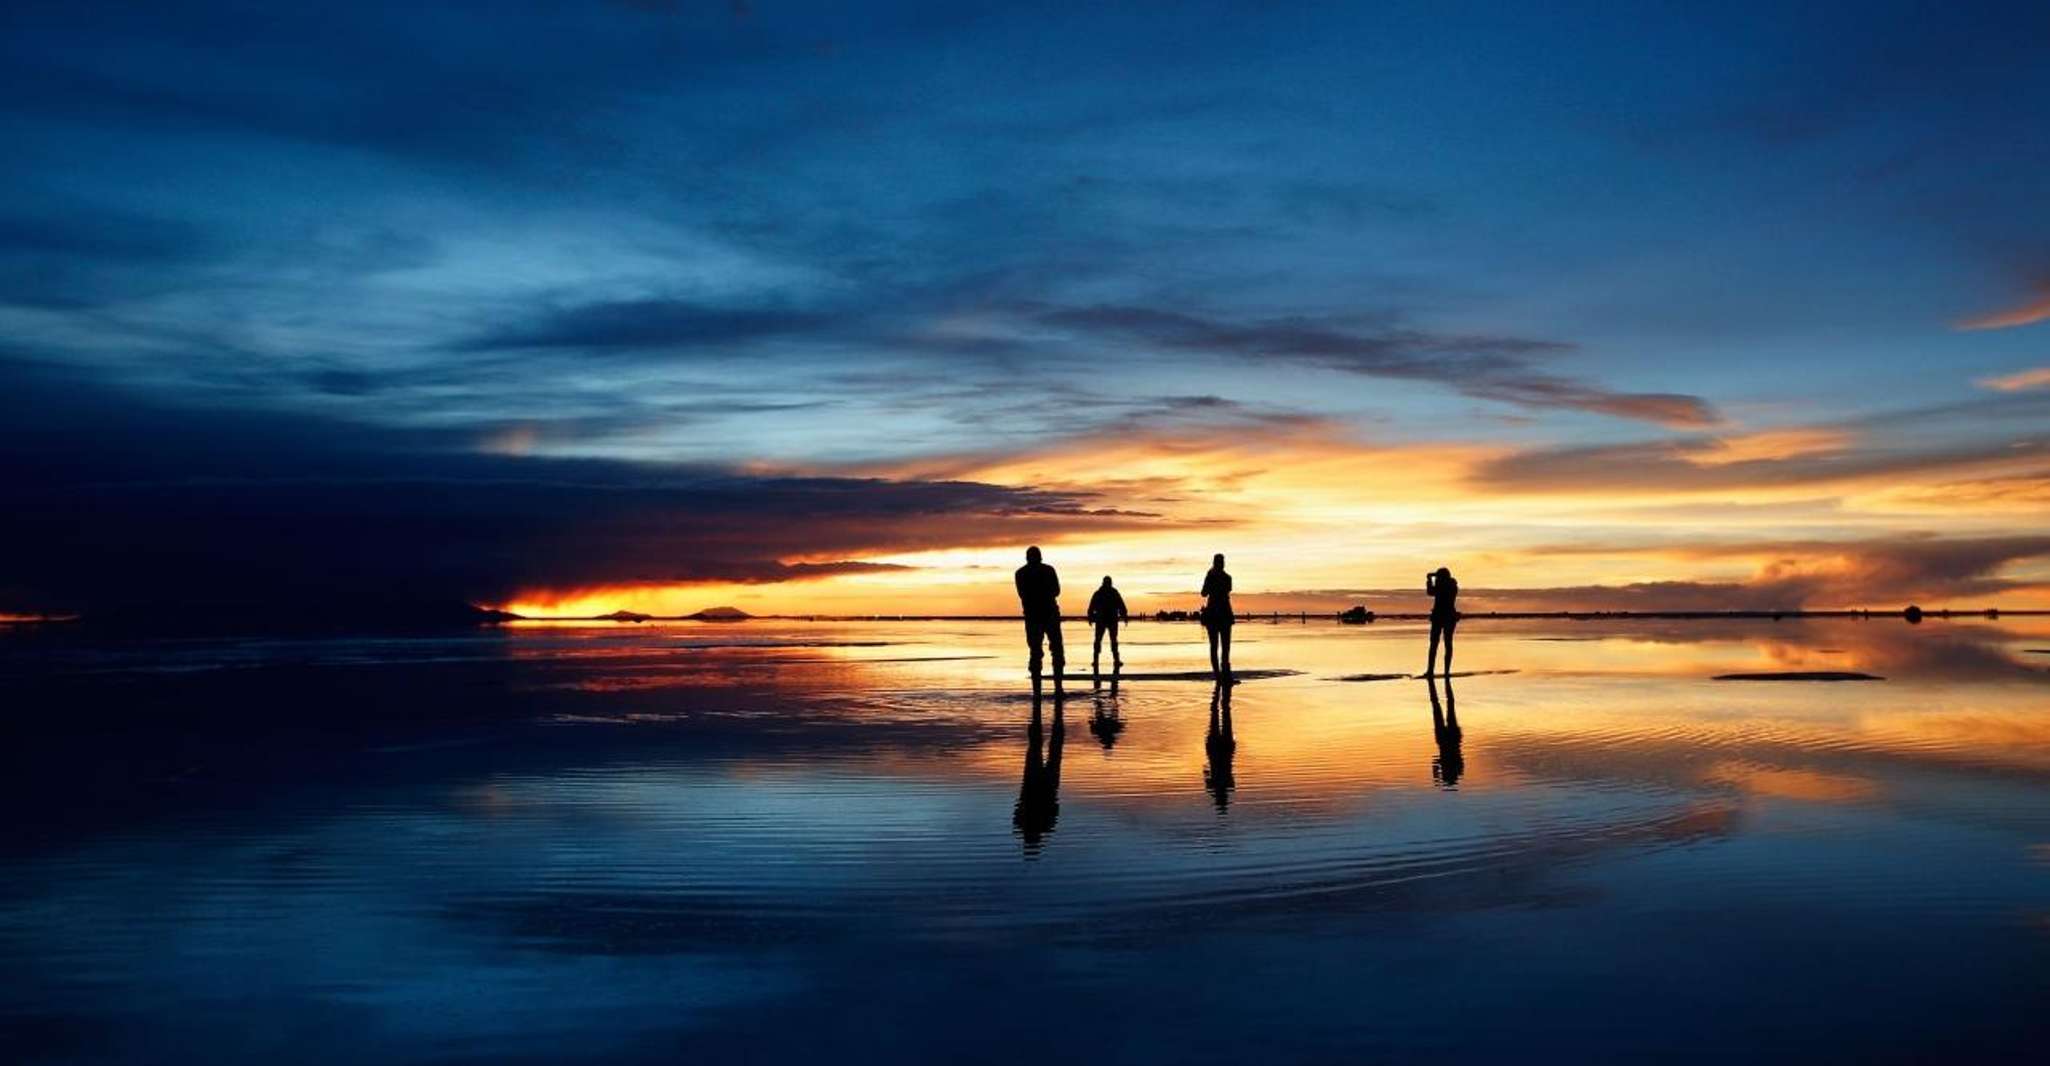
top-left (1702, 760), bottom-right (1878, 804)
top-left (1483, 618), bottom-right (2050, 683)
top-left (17, 615), bottom-right (2050, 1057)
top-left (1743, 622), bottom-right (2049, 682)
top-left (1852, 712), bottom-right (2050, 773)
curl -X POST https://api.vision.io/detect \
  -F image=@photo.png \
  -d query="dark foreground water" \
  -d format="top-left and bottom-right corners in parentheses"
top-left (4, 617), bottom-right (2049, 1063)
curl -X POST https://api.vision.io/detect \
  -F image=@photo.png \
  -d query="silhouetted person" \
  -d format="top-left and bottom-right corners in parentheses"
top-left (1428, 675), bottom-right (1463, 788)
top-left (1088, 575), bottom-right (1129, 673)
top-left (1015, 545), bottom-right (1064, 690)
top-left (1204, 679), bottom-right (1236, 812)
top-left (1088, 674), bottom-right (1125, 749)
top-left (1014, 691), bottom-right (1065, 854)
top-left (1425, 566), bottom-right (1459, 676)
top-left (1201, 553), bottom-right (1233, 678)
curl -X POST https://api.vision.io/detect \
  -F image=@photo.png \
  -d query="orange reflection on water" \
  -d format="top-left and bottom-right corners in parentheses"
top-left (1701, 761), bottom-right (1879, 804)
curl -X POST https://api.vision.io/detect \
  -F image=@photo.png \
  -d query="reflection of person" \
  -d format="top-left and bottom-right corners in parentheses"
top-left (1015, 545), bottom-right (1065, 690)
top-left (1088, 674), bottom-right (1125, 749)
top-left (1088, 576), bottom-right (1129, 673)
top-left (1425, 566), bottom-right (1459, 677)
top-left (1014, 691), bottom-right (1066, 854)
top-left (1428, 675), bottom-right (1463, 788)
top-left (1204, 679), bottom-right (1236, 812)
top-left (1201, 553), bottom-right (1234, 678)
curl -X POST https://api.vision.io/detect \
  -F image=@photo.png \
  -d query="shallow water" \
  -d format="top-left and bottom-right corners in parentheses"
top-left (4, 617), bottom-right (2049, 1062)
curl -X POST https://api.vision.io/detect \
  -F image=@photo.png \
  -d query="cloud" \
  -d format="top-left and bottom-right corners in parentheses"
top-left (1471, 429), bottom-right (2049, 496)
top-left (1035, 304), bottom-right (1720, 427)
top-left (1956, 290), bottom-right (2050, 331)
top-left (460, 299), bottom-right (834, 352)
top-left (0, 206), bottom-right (218, 309)
top-left (1684, 428), bottom-right (1855, 466)
top-left (1248, 543), bottom-right (2050, 614)
top-left (0, 360), bottom-right (1164, 615)
top-left (1977, 366), bottom-right (2050, 392)
top-left (1496, 535), bottom-right (2050, 609)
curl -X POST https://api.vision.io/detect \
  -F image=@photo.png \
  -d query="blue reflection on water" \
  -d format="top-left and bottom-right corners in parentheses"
top-left (3, 619), bottom-right (2048, 1062)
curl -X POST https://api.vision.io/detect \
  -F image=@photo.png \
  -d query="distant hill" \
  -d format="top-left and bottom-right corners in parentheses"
top-left (690, 606), bottom-right (751, 622)
top-left (599, 610), bottom-right (653, 623)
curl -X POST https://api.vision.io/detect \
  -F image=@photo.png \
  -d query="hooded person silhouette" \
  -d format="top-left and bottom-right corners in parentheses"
top-left (1088, 575), bottom-right (1128, 673)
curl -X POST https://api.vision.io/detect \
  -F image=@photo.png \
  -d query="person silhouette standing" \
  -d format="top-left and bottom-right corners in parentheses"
top-left (1015, 545), bottom-right (1065, 690)
top-left (1201, 553), bottom-right (1234, 678)
top-left (1088, 576), bottom-right (1128, 674)
top-left (1425, 566), bottom-right (1459, 677)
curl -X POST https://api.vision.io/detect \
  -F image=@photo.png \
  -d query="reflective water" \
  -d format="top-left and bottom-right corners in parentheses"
top-left (4, 618), bottom-right (2049, 1062)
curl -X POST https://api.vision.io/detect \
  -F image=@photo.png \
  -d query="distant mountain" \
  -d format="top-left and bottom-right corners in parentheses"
top-left (599, 610), bottom-right (653, 623)
top-left (690, 606), bottom-right (751, 622)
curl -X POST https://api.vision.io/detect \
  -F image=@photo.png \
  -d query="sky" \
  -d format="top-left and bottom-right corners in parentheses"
top-left (3, 0), bottom-right (2049, 618)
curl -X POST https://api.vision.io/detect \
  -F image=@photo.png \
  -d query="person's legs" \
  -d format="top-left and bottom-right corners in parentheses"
top-left (1046, 617), bottom-right (1065, 687)
top-left (1092, 623), bottom-right (1106, 669)
top-left (1219, 625), bottom-right (1232, 674)
top-left (1026, 616), bottom-right (1046, 678)
top-left (1108, 622), bottom-right (1121, 667)
top-left (1442, 620), bottom-right (1455, 675)
top-left (1426, 621), bottom-right (1442, 676)
top-left (1207, 626), bottom-right (1221, 675)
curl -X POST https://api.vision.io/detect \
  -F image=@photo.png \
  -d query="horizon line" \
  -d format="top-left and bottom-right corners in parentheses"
top-left (503, 607), bottom-right (2049, 623)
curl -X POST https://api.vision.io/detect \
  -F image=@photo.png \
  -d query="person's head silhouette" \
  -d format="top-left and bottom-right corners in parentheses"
top-left (1213, 553), bottom-right (1225, 569)
top-left (1435, 566), bottom-right (1452, 581)
top-left (1026, 545), bottom-right (1042, 564)
top-left (1101, 576), bottom-right (1113, 587)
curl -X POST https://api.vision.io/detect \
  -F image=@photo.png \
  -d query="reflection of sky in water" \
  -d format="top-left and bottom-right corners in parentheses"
top-left (3, 619), bottom-right (2049, 1061)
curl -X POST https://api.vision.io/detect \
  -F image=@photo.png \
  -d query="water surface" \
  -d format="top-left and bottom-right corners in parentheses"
top-left (4, 617), bottom-right (2048, 1062)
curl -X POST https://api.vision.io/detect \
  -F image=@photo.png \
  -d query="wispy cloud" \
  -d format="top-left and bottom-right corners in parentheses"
top-left (1248, 533), bottom-right (2050, 612)
top-left (1035, 304), bottom-right (1720, 428)
top-left (1471, 432), bottom-right (2049, 496)
top-left (1686, 428), bottom-right (1855, 466)
top-left (460, 299), bottom-right (834, 352)
top-left (1956, 290), bottom-right (2050, 331)
top-left (1977, 366), bottom-right (2050, 392)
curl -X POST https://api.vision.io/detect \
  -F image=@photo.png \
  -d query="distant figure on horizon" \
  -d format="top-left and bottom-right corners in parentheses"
top-left (1088, 576), bottom-right (1129, 673)
top-left (1201, 553), bottom-right (1234, 677)
top-left (1425, 566), bottom-right (1459, 676)
top-left (1015, 545), bottom-right (1065, 690)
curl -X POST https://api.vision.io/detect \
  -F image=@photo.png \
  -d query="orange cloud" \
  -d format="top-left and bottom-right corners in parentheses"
top-left (1976, 366), bottom-right (2050, 391)
top-left (1688, 428), bottom-right (1855, 466)
top-left (486, 412), bottom-right (2050, 618)
top-left (1956, 290), bottom-right (2050, 331)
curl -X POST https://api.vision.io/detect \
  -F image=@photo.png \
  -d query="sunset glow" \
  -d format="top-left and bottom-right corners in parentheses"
top-left (3, 1), bottom-right (2047, 624)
